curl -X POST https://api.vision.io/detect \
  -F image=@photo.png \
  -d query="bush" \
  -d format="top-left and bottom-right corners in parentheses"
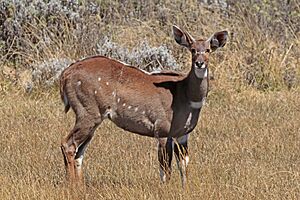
top-left (0, 0), bottom-right (299, 91)
top-left (32, 57), bottom-right (73, 86)
top-left (97, 37), bottom-right (179, 72)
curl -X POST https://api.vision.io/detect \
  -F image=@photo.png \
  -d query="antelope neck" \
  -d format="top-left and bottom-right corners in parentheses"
top-left (185, 67), bottom-right (208, 107)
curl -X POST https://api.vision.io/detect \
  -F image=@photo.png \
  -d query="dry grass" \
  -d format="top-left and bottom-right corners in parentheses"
top-left (0, 1), bottom-right (299, 199)
top-left (0, 85), bottom-right (299, 200)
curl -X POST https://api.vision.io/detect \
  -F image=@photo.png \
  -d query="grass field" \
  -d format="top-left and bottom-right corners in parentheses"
top-left (0, 1), bottom-right (299, 199)
top-left (0, 85), bottom-right (299, 199)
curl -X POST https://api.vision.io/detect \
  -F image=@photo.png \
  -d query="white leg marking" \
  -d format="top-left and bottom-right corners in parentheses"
top-left (123, 103), bottom-right (126, 107)
top-left (77, 81), bottom-right (81, 86)
top-left (94, 90), bottom-right (97, 94)
top-left (134, 107), bottom-right (138, 112)
top-left (159, 166), bottom-right (167, 183)
top-left (128, 105), bottom-right (132, 109)
top-left (75, 155), bottom-right (84, 169)
top-left (185, 155), bottom-right (189, 166)
top-left (142, 111), bottom-right (145, 115)
top-left (117, 98), bottom-right (120, 103)
top-left (106, 82), bottom-right (109, 85)
top-left (112, 91), bottom-right (116, 97)
top-left (98, 77), bottom-right (101, 81)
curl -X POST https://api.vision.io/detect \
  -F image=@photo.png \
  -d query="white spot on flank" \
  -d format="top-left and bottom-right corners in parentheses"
top-left (128, 106), bottom-right (132, 109)
top-left (98, 77), bottom-right (101, 81)
top-left (134, 107), bottom-right (139, 112)
top-left (117, 98), bottom-right (120, 103)
top-left (77, 81), bottom-right (81, 86)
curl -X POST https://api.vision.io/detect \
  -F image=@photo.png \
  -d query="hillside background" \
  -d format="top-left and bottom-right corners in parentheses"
top-left (0, 0), bottom-right (299, 199)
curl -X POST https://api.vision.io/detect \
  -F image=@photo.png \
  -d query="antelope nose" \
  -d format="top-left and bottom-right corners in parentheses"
top-left (195, 61), bottom-right (205, 68)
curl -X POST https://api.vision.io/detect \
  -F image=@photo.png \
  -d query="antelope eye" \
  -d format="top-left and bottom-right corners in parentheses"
top-left (191, 49), bottom-right (196, 54)
top-left (206, 49), bottom-right (211, 53)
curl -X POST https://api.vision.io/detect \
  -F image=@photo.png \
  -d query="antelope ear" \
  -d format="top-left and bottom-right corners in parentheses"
top-left (208, 31), bottom-right (228, 52)
top-left (173, 25), bottom-right (195, 48)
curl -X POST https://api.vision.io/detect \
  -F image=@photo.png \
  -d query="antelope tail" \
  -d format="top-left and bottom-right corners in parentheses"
top-left (60, 75), bottom-right (70, 113)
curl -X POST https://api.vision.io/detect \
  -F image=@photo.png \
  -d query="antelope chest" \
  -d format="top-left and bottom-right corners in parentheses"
top-left (170, 108), bottom-right (201, 137)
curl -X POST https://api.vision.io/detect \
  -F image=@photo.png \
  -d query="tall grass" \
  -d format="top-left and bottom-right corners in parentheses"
top-left (0, 87), bottom-right (299, 199)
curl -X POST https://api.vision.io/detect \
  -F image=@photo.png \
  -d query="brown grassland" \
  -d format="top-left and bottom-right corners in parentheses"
top-left (0, 85), bottom-right (299, 199)
top-left (0, 1), bottom-right (300, 199)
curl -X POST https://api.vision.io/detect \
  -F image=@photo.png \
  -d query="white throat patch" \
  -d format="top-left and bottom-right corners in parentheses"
top-left (195, 67), bottom-right (208, 79)
top-left (190, 98), bottom-right (206, 109)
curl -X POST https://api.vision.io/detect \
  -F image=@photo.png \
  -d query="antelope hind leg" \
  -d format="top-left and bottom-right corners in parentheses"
top-left (61, 117), bottom-right (101, 185)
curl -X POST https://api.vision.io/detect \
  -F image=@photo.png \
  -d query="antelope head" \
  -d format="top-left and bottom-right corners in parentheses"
top-left (173, 25), bottom-right (228, 79)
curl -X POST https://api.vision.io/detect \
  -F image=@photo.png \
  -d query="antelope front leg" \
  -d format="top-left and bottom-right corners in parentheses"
top-left (157, 137), bottom-right (173, 183)
top-left (175, 134), bottom-right (189, 188)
